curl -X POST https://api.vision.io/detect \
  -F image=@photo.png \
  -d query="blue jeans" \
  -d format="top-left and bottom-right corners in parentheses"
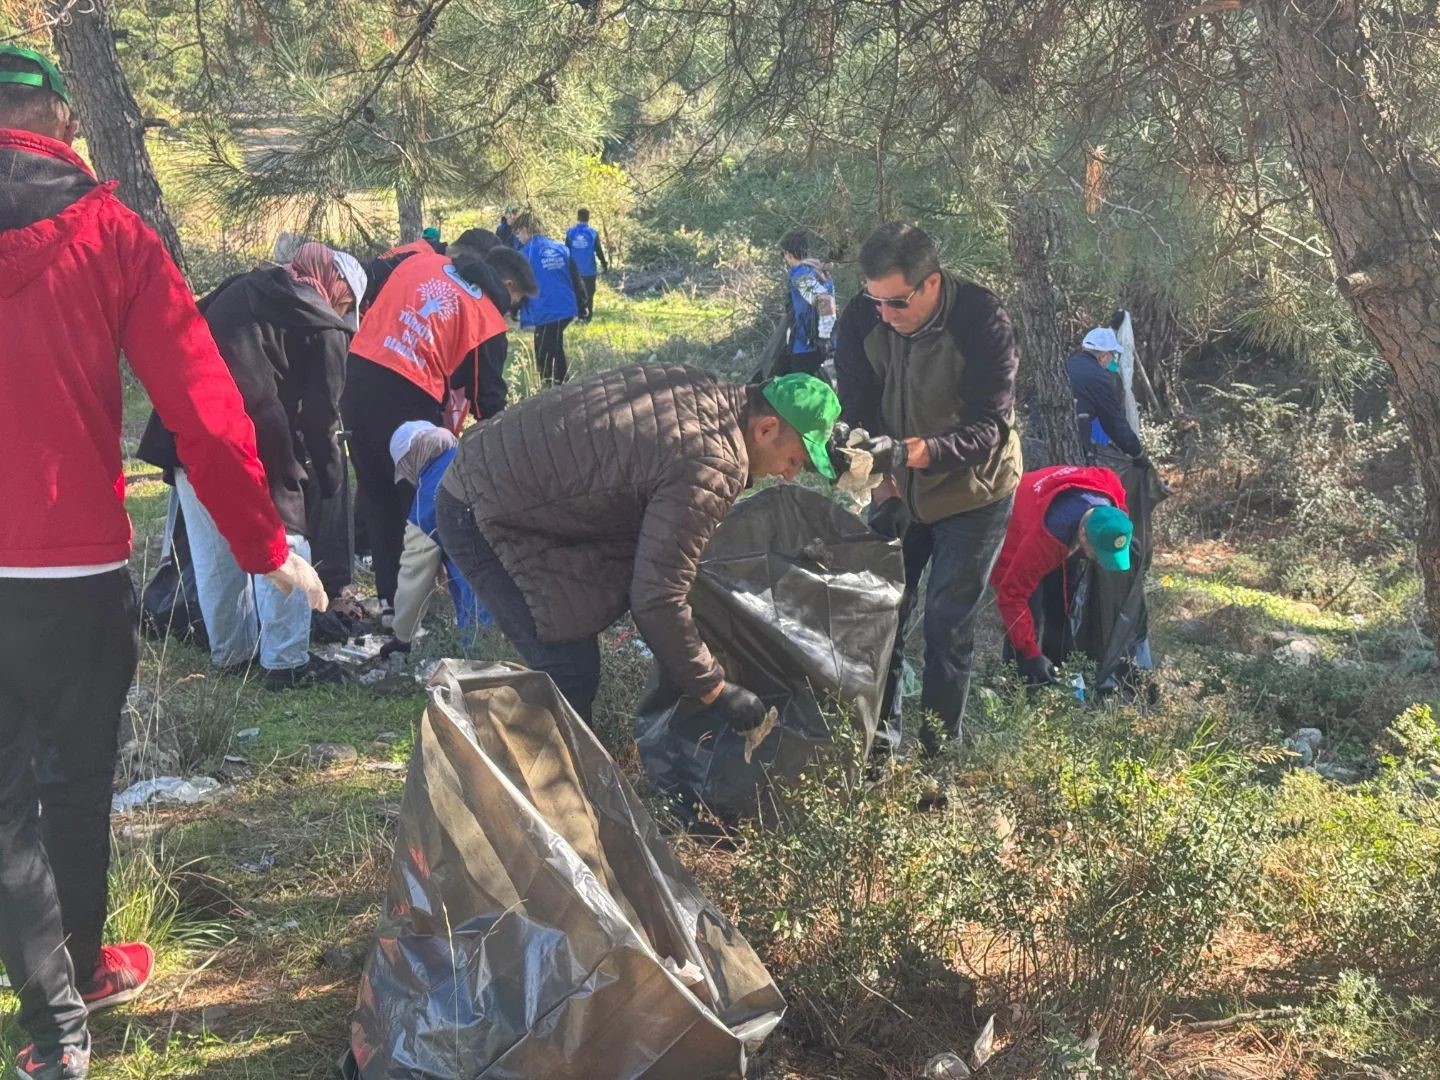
top-left (435, 487), bottom-right (602, 721)
top-left (174, 472), bottom-right (311, 672)
top-left (875, 493), bottom-right (1014, 753)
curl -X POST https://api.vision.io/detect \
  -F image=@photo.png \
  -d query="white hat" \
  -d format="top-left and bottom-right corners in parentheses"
top-left (390, 420), bottom-right (438, 470)
top-left (1082, 327), bottom-right (1121, 353)
top-left (331, 250), bottom-right (368, 332)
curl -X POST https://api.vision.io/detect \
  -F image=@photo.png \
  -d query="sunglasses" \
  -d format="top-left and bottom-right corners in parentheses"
top-left (864, 281), bottom-right (925, 310)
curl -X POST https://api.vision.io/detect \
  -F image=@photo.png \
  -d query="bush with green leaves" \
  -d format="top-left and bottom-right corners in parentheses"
top-left (726, 686), bottom-right (1273, 1064)
top-left (955, 690), bottom-right (1270, 1059)
top-left (1162, 385), bottom-right (1420, 566)
top-left (1296, 970), bottom-right (1436, 1073)
top-left (1257, 765), bottom-right (1440, 971)
top-left (723, 733), bottom-right (968, 1049)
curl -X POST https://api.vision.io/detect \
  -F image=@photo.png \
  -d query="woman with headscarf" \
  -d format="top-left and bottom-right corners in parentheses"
top-left (377, 421), bottom-right (490, 661)
top-left (139, 242), bottom-right (367, 689)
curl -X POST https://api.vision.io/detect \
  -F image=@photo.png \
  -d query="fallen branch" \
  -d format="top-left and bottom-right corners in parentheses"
top-left (1148, 1006), bottom-right (1299, 1053)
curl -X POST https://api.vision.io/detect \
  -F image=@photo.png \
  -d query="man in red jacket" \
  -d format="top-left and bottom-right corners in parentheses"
top-left (990, 465), bottom-right (1133, 686)
top-left (0, 46), bottom-right (327, 1079)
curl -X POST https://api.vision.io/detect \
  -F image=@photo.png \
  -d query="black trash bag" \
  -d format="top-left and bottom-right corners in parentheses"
top-left (140, 494), bottom-right (209, 651)
top-left (342, 662), bottom-right (785, 1080)
top-left (1071, 454), bottom-right (1168, 691)
top-left (634, 485), bottom-right (905, 823)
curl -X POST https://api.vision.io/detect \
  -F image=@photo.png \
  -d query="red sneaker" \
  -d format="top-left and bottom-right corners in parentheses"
top-left (14, 1035), bottom-right (90, 1079)
top-left (78, 942), bottom-right (154, 1012)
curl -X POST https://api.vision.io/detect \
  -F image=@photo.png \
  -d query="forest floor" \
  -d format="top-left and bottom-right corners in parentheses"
top-left (1, 285), bottom-right (1437, 1079)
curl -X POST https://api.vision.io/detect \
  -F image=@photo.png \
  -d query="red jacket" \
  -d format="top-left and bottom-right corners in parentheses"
top-left (0, 129), bottom-right (287, 573)
top-left (990, 465), bottom-right (1128, 660)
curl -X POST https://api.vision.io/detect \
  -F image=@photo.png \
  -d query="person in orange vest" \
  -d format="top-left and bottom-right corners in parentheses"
top-left (342, 240), bottom-right (535, 622)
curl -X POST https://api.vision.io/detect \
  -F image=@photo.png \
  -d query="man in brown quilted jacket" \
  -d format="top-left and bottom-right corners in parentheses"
top-left (437, 364), bottom-right (841, 725)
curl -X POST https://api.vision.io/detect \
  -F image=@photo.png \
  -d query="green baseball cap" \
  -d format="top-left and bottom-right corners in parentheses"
top-left (1085, 505), bottom-right (1133, 572)
top-left (761, 373), bottom-right (841, 480)
top-left (0, 45), bottom-right (69, 105)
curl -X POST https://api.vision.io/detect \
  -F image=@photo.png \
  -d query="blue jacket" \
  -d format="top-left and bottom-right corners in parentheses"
top-left (1065, 349), bottom-right (1142, 458)
top-left (565, 222), bottom-right (606, 276)
top-left (411, 450), bottom-right (488, 631)
top-left (787, 261), bottom-right (835, 354)
top-left (519, 235), bottom-right (581, 328)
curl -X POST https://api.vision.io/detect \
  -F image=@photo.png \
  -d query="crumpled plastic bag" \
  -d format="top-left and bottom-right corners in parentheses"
top-left (343, 661), bottom-right (785, 1079)
top-left (111, 776), bottom-right (223, 814)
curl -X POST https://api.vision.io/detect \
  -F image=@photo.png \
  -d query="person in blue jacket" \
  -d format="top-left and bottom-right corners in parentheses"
top-left (1065, 326), bottom-right (1149, 468)
top-left (379, 421), bottom-right (490, 660)
top-left (778, 228), bottom-right (837, 377)
top-left (565, 207), bottom-right (609, 321)
top-left (513, 210), bottom-right (584, 384)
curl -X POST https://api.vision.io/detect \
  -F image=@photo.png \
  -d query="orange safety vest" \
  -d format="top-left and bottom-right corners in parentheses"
top-left (350, 252), bottom-right (507, 403)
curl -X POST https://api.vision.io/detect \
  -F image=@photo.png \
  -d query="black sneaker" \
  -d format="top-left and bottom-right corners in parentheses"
top-left (262, 657), bottom-right (347, 692)
top-left (15, 1035), bottom-right (90, 1080)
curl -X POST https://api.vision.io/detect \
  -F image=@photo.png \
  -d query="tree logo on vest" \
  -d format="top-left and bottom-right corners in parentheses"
top-left (382, 278), bottom-right (459, 368)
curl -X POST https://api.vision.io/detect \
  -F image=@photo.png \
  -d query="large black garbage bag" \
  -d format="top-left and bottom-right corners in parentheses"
top-left (634, 485), bottom-right (905, 822)
top-left (1072, 455), bottom-right (1168, 687)
top-left (343, 662), bottom-right (785, 1080)
top-left (140, 493), bottom-right (209, 650)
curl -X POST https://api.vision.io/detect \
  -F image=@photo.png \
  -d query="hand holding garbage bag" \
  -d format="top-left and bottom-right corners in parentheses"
top-left (703, 682), bottom-right (768, 732)
top-left (1017, 654), bottom-right (1060, 686)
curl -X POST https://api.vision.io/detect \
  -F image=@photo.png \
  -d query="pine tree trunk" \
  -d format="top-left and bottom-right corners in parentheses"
top-left (49, 0), bottom-right (186, 273)
top-left (1256, 0), bottom-right (1440, 635)
top-left (397, 186), bottom-right (423, 243)
top-left (1009, 191), bottom-right (1083, 467)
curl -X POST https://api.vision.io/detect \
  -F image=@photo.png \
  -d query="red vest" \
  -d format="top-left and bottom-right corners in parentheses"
top-left (350, 253), bottom-right (506, 403)
top-left (990, 465), bottom-right (1128, 660)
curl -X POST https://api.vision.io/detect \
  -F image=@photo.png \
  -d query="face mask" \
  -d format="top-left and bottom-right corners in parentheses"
top-left (1107, 356), bottom-right (1120, 373)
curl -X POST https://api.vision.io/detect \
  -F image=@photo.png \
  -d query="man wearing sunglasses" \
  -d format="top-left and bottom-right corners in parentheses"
top-left (834, 221), bottom-right (1023, 754)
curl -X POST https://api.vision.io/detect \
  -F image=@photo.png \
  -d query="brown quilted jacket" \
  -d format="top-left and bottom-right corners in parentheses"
top-left (442, 363), bottom-right (751, 699)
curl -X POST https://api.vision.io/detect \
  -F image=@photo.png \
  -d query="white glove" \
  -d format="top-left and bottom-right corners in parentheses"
top-left (263, 550), bottom-right (329, 612)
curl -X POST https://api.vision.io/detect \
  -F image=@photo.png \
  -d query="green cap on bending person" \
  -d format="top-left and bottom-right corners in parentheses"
top-left (0, 44), bottom-right (69, 104)
top-left (761, 372), bottom-right (842, 480)
top-left (1084, 504), bottom-right (1133, 572)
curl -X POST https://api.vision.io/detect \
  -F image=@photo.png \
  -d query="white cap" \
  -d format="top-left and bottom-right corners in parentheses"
top-left (1082, 327), bottom-right (1121, 353)
top-left (390, 420), bottom-right (439, 469)
top-left (331, 250), bottom-right (368, 332)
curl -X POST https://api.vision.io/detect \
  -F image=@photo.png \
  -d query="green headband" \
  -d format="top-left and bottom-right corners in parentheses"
top-left (0, 45), bottom-right (70, 105)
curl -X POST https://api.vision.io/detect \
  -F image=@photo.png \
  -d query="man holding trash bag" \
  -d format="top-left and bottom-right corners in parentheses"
top-left (833, 220), bottom-right (1022, 752)
top-left (436, 365), bottom-right (841, 724)
top-left (991, 465), bottom-right (1133, 686)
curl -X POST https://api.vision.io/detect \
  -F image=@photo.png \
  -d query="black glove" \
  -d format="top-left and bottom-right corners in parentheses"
top-left (707, 682), bottom-right (767, 732)
top-left (856, 435), bottom-right (908, 473)
top-left (827, 422), bottom-right (854, 479)
top-left (1017, 654), bottom-right (1059, 686)
top-left (378, 637), bottom-right (411, 661)
top-left (1131, 453), bottom-right (1152, 472)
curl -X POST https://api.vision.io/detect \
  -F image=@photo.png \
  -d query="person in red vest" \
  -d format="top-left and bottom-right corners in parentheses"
top-left (343, 241), bottom-right (535, 622)
top-left (0, 44), bottom-right (327, 1079)
top-left (990, 465), bottom-right (1133, 686)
